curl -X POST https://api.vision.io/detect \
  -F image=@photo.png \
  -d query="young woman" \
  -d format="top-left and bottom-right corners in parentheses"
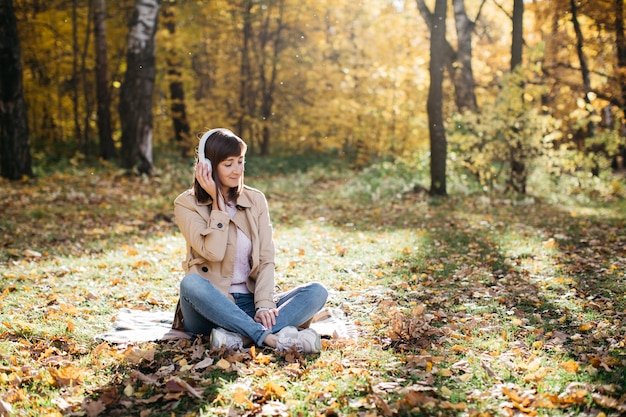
top-left (171, 128), bottom-right (328, 353)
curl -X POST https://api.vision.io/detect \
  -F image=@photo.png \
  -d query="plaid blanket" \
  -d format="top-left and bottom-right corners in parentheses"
top-left (95, 307), bottom-right (357, 345)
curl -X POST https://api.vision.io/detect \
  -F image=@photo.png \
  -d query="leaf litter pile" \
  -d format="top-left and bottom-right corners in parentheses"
top-left (0, 164), bottom-right (625, 416)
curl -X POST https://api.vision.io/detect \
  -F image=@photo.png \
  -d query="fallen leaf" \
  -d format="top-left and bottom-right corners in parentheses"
top-left (193, 356), bottom-right (213, 370)
top-left (559, 360), bottom-right (579, 373)
top-left (81, 399), bottom-right (106, 417)
top-left (215, 358), bottom-right (231, 370)
top-left (124, 347), bottom-right (156, 364)
top-left (48, 365), bottom-right (84, 387)
top-left (165, 377), bottom-right (202, 399)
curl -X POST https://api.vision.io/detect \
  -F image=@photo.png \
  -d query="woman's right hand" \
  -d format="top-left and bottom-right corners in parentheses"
top-left (196, 162), bottom-right (220, 208)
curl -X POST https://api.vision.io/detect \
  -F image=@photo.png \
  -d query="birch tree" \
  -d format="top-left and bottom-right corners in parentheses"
top-left (119, 0), bottom-right (161, 175)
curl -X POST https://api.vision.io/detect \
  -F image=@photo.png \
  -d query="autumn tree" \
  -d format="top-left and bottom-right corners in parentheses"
top-left (93, 0), bottom-right (115, 160)
top-left (161, 0), bottom-right (192, 157)
top-left (235, 0), bottom-right (290, 156)
top-left (511, 0), bottom-right (523, 70)
top-left (0, 0), bottom-right (32, 180)
top-left (427, 0), bottom-right (447, 196)
top-left (617, 0), bottom-right (626, 115)
top-left (613, 0), bottom-right (626, 168)
top-left (452, 0), bottom-right (481, 113)
top-left (415, 0), bottom-right (481, 113)
top-left (570, 0), bottom-right (597, 139)
top-left (119, 0), bottom-right (161, 175)
top-left (508, 0), bottom-right (526, 192)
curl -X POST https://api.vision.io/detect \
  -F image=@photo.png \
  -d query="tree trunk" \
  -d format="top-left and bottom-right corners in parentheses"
top-left (81, 1), bottom-right (93, 156)
top-left (427, 0), bottom-right (447, 196)
top-left (415, 0), bottom-right (456, 97)
top-left (119, 0), bottom-right (161, 175)
top-left (162, 1), bottom-right (192, 157)
top-left (452, 0), bottom-right (477, 112)
top-left (0, 0), bottom-right (32, 180)
top-left (570, 0), bottom-right (596, 138)
top-left (238, 0), bottom-right (254, 144)
top-left (93, 0), bottom-right (115, 160)
top-left (511, 0), bottom-right (523, 70)
top-left (72, 0), bottom-right (82, 146)
top-left (615, 0), bottom-right (626, 168)
top-left (617, 0), bottom-right (626, 108)
top-left (509, 0), bottom-right (525, 192)
top-left (258, 0), bottom-right (285, 156)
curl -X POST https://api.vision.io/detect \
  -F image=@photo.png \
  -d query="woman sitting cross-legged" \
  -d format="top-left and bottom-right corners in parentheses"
top-left (171, 128), bottom-right (328, 353)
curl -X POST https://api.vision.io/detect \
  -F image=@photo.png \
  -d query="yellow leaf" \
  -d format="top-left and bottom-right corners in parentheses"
top-left (48, 365), bottom-right (84, 387)
top-left (440, 386), bottom-right (452, 396)
top-left (579, 323), bottom-right (594, 331)
top-left (439, 369), bottom-right (453, 377)
top-left (458, 373), bottom-right (472, 382)
top-left (566, 389), bottom-right (588, 404)
top-left (523, 368), bottom-right (548, 382)
top-left (124, 384), bottom-right (134, 397)
top-left (263, 381), bottom-right (286, 399)
top-left (124, 347), bottom-right (156, 364)
top-left (215, 358), bottom-right (231, 370)
top-left (502, 386), bottom-right (523, 403)
top-left (559, 360), bottom-right (579, 373)
top-left (233, 386), bottom-right (252, 408)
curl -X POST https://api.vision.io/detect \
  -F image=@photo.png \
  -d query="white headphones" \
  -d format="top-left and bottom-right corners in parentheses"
top-left (198, 128), bottom-right (221, 169)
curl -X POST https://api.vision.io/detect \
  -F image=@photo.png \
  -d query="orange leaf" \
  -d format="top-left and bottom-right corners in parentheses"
top-left (502, 386), bottom-right (523, 403)
top-left (263, 381), bottom-right (286, 400)
top-left (233, 386), bottom-right (253, 408)
top-left (579, 322), bottom-right (594, 331)
top-left (558, 360), bottom-right (579, 373)
top-left (48, 365), bottom-right (84, 387)
top-left (523, 368), bottom-right (548, 382)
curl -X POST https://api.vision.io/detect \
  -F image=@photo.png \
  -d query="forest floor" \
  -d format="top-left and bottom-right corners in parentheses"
top-left (0, 157), bottom-right (625, 416)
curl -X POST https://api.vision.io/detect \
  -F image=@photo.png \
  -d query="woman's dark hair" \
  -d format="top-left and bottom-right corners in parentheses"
top-left (194, 128), bottom-right (247, 205)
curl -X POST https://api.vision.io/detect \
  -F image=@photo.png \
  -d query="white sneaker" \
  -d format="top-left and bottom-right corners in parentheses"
top-left (275, 326), bottom-right (321, 354)
top-left (210, 327), bottom-right (243, 350)
top-left (275, 326), bottom-right (301, 352)
top-left (297, 328), bottom-right (322, 353)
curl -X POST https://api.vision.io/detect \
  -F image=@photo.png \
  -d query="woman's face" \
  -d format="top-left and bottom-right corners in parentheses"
top-left (216, 152), bottom-right (245, 192)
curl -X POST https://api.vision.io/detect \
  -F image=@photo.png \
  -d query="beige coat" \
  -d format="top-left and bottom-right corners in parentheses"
top-left (171, 185), bottom-right (276, 330)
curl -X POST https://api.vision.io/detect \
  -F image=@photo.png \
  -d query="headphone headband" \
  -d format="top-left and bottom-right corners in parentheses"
top-left (198, 128), bottom-right (222, 162)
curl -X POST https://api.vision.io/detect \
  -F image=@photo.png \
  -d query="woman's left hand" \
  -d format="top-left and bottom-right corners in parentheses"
top-left (254, 308), bottom-right (278, 330)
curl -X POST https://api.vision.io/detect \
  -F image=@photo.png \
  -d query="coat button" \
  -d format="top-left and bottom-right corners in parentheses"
top-left (202, 266), bottom-right (208, 272)
top-left (217, 222), bottom-right (223, 228)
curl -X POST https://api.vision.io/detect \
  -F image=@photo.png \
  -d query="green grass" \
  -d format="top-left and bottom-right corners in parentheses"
top-left (1, 154), bottom-right (625, 416)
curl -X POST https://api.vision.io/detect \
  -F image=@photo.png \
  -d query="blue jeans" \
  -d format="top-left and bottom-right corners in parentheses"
top-left (179, 273), bottom-right (328, 346)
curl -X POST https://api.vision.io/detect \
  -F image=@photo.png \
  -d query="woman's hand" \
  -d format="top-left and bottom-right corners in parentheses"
top-left (254, 308), bottom-right (279, 331)
top-left (195, 162), bottom-right (222, 209)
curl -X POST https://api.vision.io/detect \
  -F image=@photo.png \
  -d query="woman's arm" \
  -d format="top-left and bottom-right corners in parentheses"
top-left (252, 192), bottom-right (277, 309)
top-left (174, 191), bottom-right (231, 262)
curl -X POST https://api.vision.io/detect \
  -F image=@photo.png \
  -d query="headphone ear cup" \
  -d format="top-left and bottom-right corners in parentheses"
top-left (198, 128), bottom-right (220, 168)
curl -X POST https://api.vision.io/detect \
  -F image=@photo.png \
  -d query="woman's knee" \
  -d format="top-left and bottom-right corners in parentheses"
top-left (180, 273), bottom-right (205, 296)
top-left (308, 282), bottom-right (328, 303)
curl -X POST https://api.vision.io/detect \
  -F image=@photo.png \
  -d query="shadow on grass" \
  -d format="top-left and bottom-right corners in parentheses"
top-left (351, 194), bottom-right (625, 413)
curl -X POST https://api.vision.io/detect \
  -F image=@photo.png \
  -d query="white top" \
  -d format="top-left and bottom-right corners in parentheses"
top-left (226, 203), bottom-right (252, 294)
